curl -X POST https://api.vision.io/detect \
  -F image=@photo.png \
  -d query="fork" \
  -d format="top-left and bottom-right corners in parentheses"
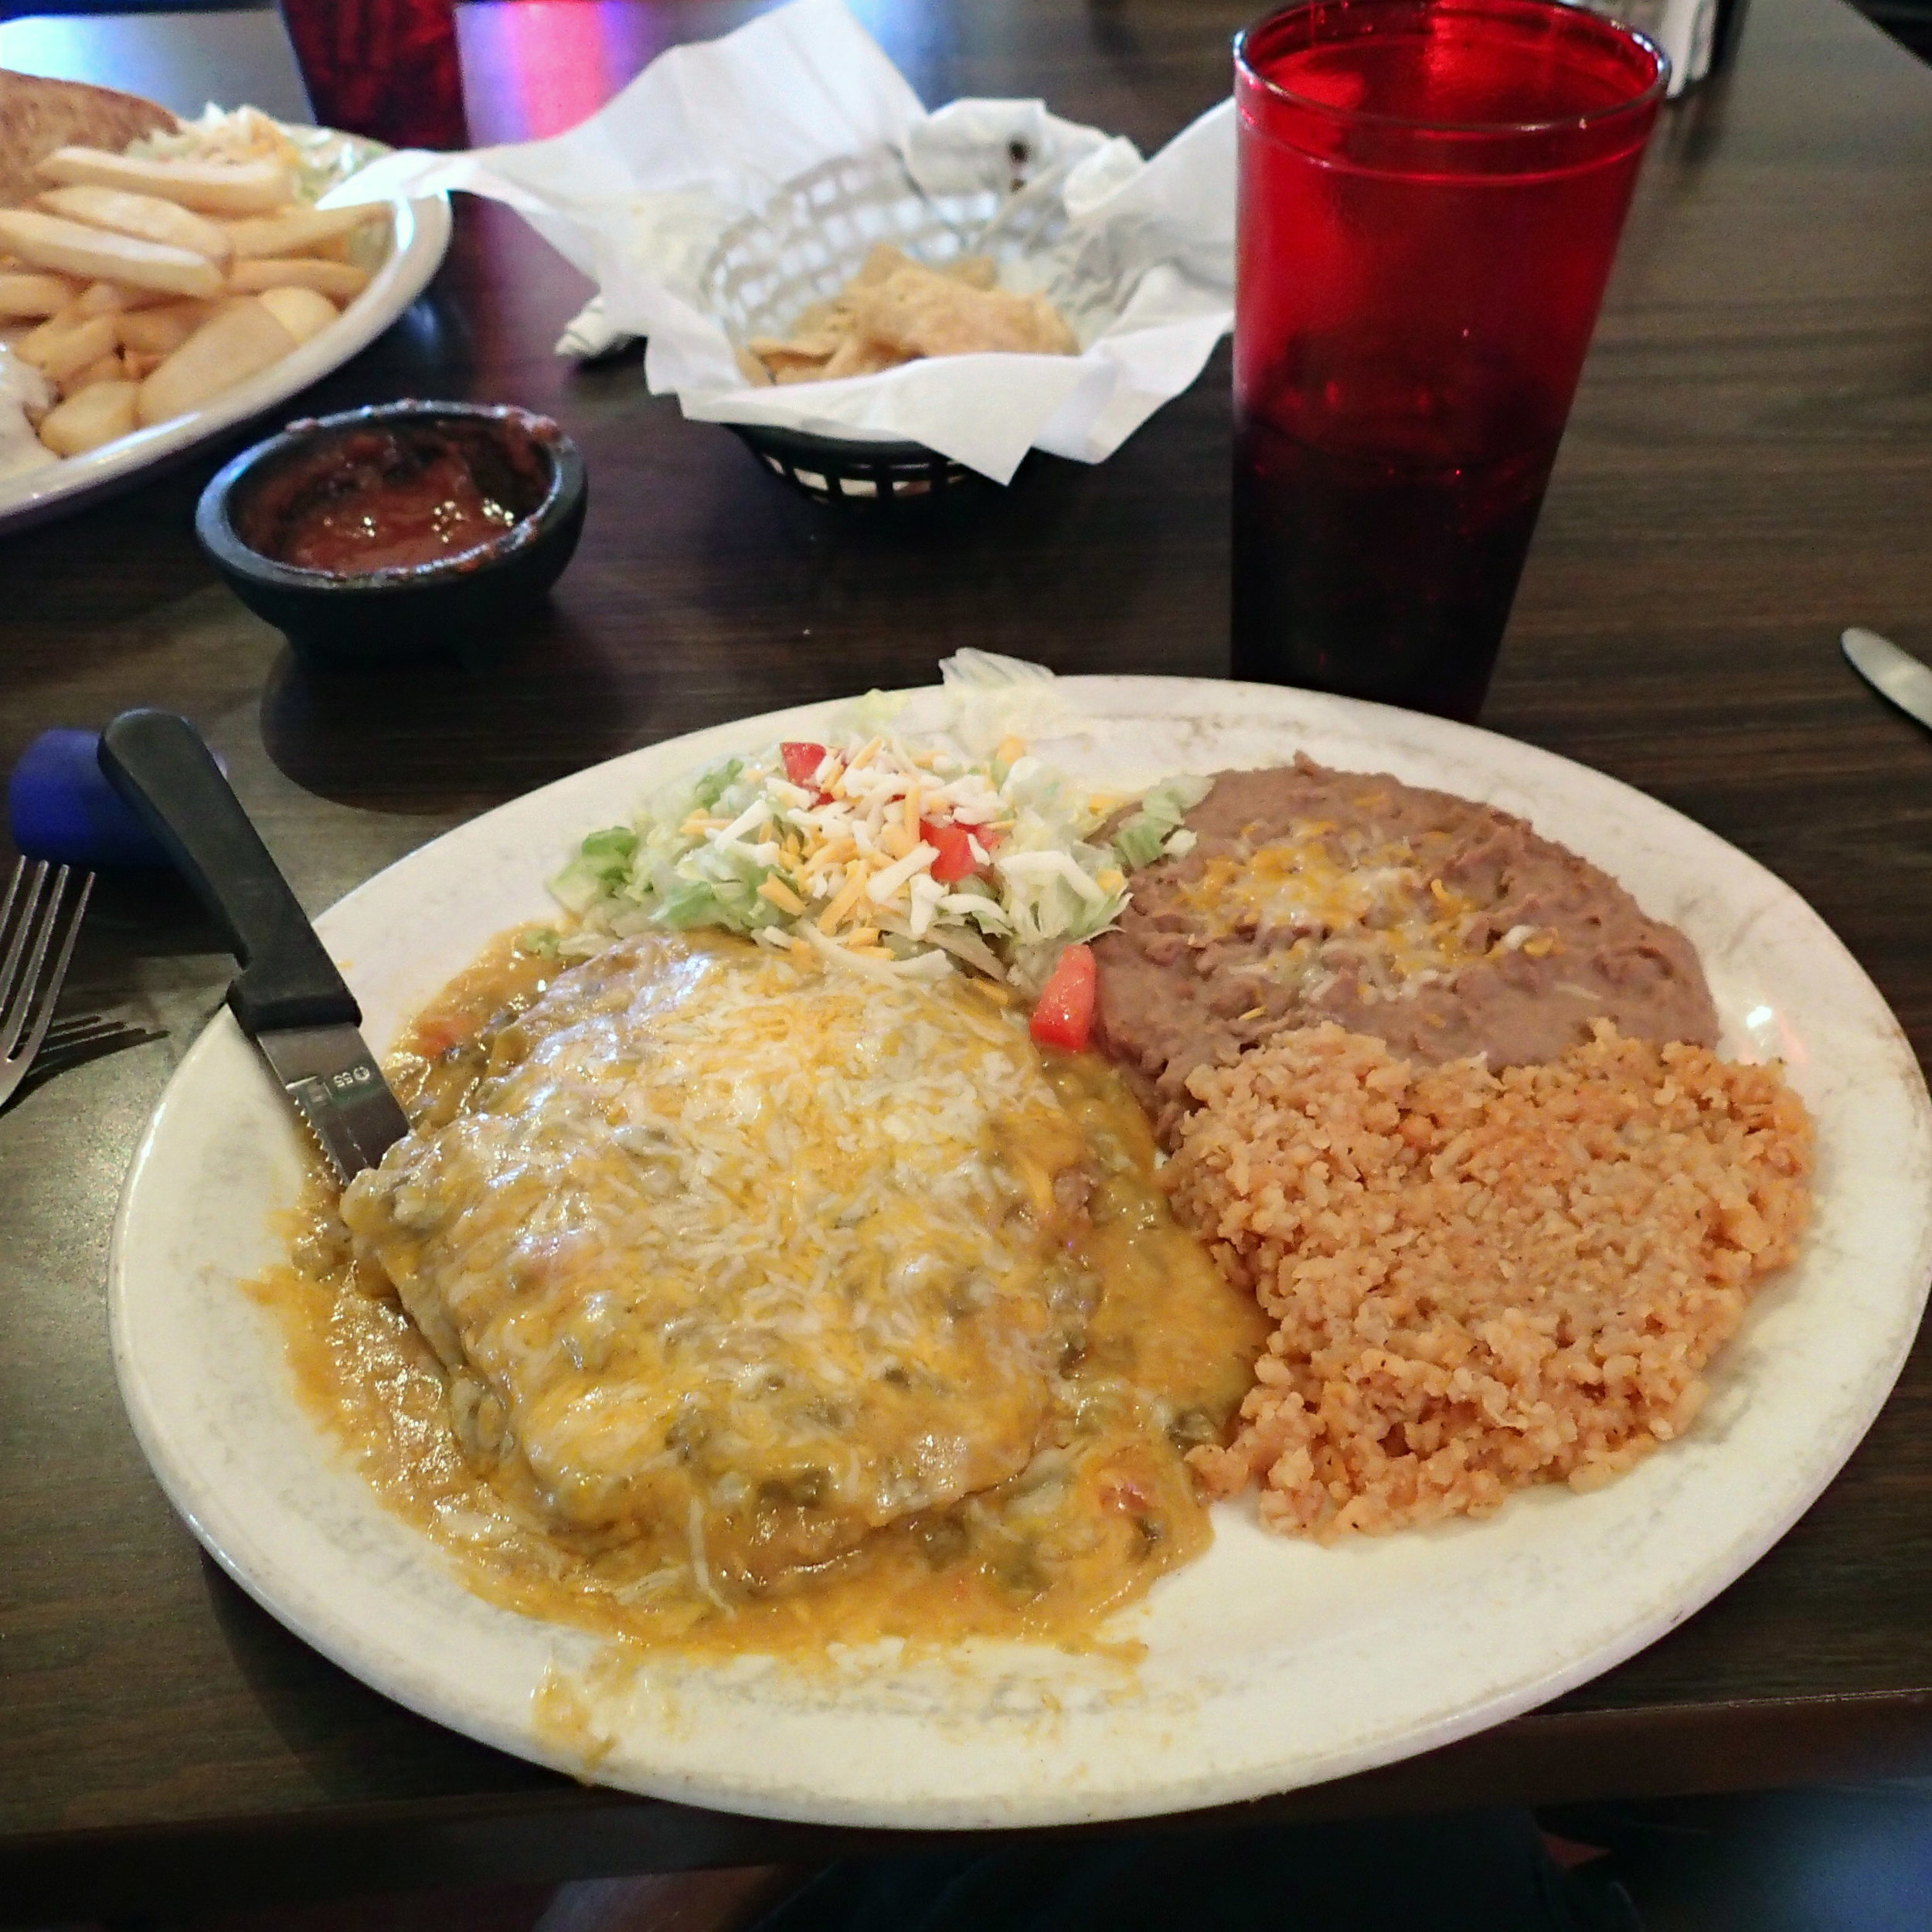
top-left (0, 857), bottom-right (94, 1111)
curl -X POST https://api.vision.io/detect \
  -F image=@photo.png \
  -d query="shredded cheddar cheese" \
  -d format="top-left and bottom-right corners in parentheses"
top-left (550, 725), bottom-right (1183, 997)
top-left (1179, 822), bottom-right (1558, 1003)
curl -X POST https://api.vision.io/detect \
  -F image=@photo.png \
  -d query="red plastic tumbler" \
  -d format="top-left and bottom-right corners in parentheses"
top-left (1232, 0), bottom-right (1666, 720)
top-left (279, 0), bottom-right (470, 151)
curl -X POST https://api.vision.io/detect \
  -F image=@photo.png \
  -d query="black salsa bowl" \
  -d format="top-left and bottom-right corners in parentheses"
top-left (195, 400), bottom-right (588, 668)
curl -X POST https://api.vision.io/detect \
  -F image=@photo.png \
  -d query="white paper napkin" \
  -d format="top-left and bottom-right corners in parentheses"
top-left (324, 0), bottom-right (1234, 483)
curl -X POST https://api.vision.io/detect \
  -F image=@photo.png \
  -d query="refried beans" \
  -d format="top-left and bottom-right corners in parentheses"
top-left (1093, 757), bottom-right (1719, 1142)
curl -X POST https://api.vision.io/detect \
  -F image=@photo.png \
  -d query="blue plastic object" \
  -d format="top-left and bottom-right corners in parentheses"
top-left (8, 728), bottom-right (175, 869)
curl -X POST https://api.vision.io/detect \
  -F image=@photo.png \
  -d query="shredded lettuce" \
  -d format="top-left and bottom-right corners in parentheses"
top-left (847, 689), bottom-right (910, 739)
top-left (549, 664), bottom-right (1207, 991)
top-left (1111, 775), bottom-right (1212, 871)
top-left (691, 757), bottom-right (742, 810)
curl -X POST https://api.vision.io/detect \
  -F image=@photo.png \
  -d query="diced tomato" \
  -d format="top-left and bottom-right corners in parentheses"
top-left (780, 741), bottom-right (828, 788)
top-left (412, 1015), bottom-right (468, 1058)
top-left (1029, 943), bottom-right (1097, 1053)
top-left (920, 818), bottom-right (981, 885)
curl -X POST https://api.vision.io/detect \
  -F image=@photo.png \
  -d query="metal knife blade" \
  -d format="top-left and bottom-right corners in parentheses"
top-left (254, 1024), bottom-right (411, 1185)
top-left (96, 710), bottom-right (410, 1185)
top-left (1843, 627), bottom-right (1932, 733)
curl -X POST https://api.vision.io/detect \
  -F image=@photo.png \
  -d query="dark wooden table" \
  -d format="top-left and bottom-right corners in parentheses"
top-left (5, 0), bottom-right (1932, 1919)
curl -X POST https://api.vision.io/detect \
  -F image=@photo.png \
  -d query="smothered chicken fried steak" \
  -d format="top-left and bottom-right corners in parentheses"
top-left (336, 931), bottom-right (1264, 1620)
top-left (339, 936), bottom-right (1087, 1590)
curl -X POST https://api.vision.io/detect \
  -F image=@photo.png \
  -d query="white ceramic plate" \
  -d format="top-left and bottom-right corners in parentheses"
top-left (109, 678), bottom-right (1932, 1828)
top-left (0, 189), bottom-right (451, 533)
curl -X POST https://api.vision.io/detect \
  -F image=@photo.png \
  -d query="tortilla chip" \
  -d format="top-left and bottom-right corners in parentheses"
top-left (748, 329), bottom-right (845, 362)
top-left (853, 262), bottom-right (1078, 360)
top-left (821, 331), bottom-right (906, 379)
top-left (748, 343), bottom-right (835, 384)
top-left (745, 245), bottom-right (1075, 386)
top-left (849, 241), bottom-right (915, 290)
top-left (944, 254), bottom-right (998, 290)
top-left (0, 71), bottom-right (175, 209)
top-left (1020, 293), bottom-right (1079, 356)
top-left (792, 293), bottom-right (863, 336)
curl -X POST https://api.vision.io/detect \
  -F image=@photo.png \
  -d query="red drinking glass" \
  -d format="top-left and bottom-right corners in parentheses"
top-left (279, 0), bottom-right (470, 151)
top-left (1232, 0), bottom-right (1666, 721)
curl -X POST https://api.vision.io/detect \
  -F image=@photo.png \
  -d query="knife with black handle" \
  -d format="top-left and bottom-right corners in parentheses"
top-left (98, 708), bottom-right (408, 1182)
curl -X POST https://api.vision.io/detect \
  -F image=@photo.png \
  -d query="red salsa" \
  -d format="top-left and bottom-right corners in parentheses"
top-left (238, 412), bottom-right (556, 577)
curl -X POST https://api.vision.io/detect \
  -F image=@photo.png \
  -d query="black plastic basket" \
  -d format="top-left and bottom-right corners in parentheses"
top-left (700, 142), bottom-right (1076, 510)
top-left (728, 423), bottom-right (981, 506)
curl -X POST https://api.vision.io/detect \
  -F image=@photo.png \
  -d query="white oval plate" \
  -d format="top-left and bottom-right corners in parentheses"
top-left (109, 678), bottom-right (1932, 1829)
top-left (0, 189), bottom-right (451, 534)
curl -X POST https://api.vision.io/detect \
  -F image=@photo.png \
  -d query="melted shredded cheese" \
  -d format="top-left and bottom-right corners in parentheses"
top-left (262, 930), bottom-right (1269, 1653)
top-left (1181, 822), bottom-right (1557, 1001)
top-left (342, 935), bottom-right (1090, 1597)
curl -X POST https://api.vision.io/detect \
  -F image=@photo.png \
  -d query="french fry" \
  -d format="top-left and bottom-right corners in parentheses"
top-left (34, 147), bottom-right (294, 216)
top-left (225, 256), bottom-right (371, 302)
top-left (253, 284), bottom-right (337, 346)
top-left (71, 279), bottom-right (127, 317)
top-left (38, 379), bottom-right (139, 457)
top-left (0, 209), bottom-right (223, 300)
top-left (223, 204), bottom-right (384, 261)
top-left (13, 116), bottom-right (402, 470)
top-left (37, 185), bottom-right (233, 266)
top-left (19, 309), bottom-right (117, 383)
top-left (63, 349), bottom-right (126, 395)
top-left (70, 277), bottom-right (173, 318)
top-left (136, 297), bottom-right (295, 426)
top-left (0, 270), bottom-right (80, 319)
top-left (115, 299), bottom-right (210, 358)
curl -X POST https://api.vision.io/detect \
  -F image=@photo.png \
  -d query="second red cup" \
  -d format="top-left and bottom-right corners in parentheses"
top-left (1232, 0), bottom-right (1667, 721)
top-left (279, 0), bottom-right (470, 151)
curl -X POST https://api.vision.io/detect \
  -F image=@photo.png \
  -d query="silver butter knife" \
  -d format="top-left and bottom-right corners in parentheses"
top-left (98, 709), bottom-right (408, 1183)
top-left (1843, 627), bottom-right (1932, 732)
